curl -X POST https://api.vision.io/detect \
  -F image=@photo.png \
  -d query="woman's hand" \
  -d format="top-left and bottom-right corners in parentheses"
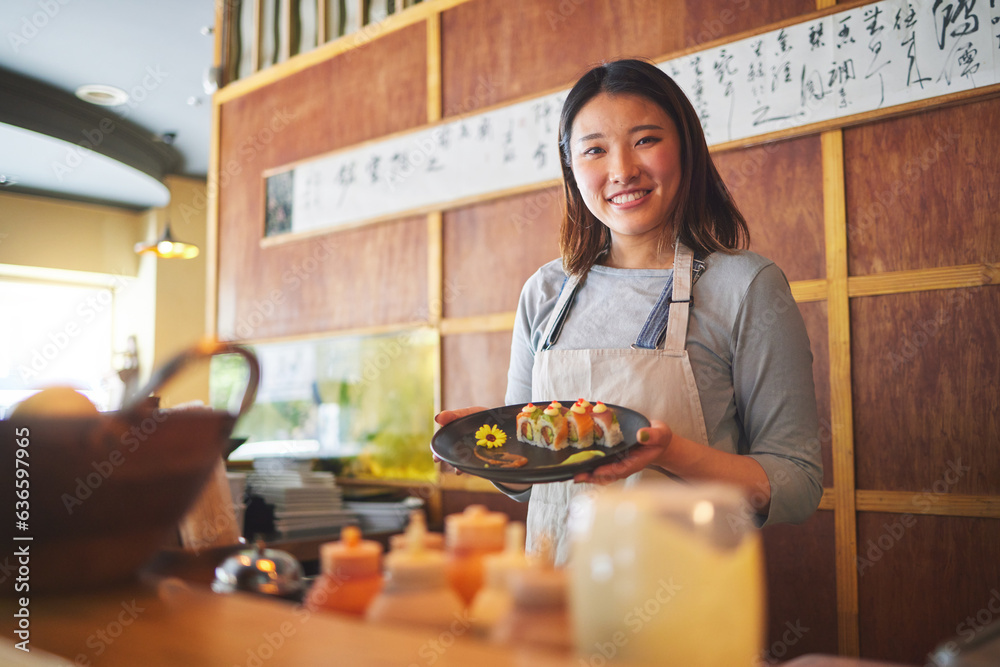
top-left (434, 406), bottom-right (488, 428)
top-left (573, 419), bottom-right (674, 485)
top-left (432, 406), bottom-right (488, 474)
top-left (575, 419), bottom-right (773, 515)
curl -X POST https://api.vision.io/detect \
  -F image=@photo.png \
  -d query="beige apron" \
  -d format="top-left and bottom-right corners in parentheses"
top-left (527, 243), bottom-right (711, 565)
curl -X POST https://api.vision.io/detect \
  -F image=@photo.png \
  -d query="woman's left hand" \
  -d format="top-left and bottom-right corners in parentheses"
top-left (573, 419), bottom-right (673, 485)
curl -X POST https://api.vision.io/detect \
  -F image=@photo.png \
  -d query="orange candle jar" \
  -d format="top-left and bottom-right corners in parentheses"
top-left (445, 504), bottom-right (507, 606)
top-left (304, 526), bottom-right (383, 616)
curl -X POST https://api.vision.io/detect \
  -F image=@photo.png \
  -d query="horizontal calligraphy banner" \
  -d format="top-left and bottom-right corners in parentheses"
top-left (264, 0), bottom-right (1000, 240)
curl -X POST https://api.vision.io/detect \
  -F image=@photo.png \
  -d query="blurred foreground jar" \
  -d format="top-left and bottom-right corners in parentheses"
top-left (445, 504), bottom-right (507, 605)
top-left (491, 535), bottom-right (573, 652)
top-left (469, 522), bottom-right (531, 637)
top-left (568, 481), bottom-right (764, 666)
top-left (304, 526), bottom-right (383, 616)
top-left (366, 511), bottom-right (464, 631)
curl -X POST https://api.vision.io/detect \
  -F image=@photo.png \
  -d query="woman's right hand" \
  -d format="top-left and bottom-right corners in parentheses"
top-left (434, 406), bottom-right (488, 428)
top-left (433, 406), bottom-right (532, 492)
top-left (431, 406), bottom-right (488, 473)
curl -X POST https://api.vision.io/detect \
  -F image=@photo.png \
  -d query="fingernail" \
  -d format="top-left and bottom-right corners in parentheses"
top-left (638, 430), bottom-right (649, 443)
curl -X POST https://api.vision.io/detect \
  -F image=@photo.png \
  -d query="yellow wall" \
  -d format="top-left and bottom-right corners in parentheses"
top-left (0, 191), bottom-right (141, 277)
top-left (0, 178), bottom-right (210, 407)
top-left (150, 176), bottom-right (211, 407)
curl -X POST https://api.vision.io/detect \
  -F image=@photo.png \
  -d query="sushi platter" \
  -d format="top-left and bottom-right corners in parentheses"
top-left (431, 401), bottom-right (649, 483)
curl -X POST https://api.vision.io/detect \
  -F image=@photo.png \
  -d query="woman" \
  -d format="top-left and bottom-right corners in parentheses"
top-left (437, 59), bottom-right (822, 564)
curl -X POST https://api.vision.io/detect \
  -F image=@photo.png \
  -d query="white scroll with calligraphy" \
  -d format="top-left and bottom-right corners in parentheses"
top-left (265, 0), bottom-right (1000, 239)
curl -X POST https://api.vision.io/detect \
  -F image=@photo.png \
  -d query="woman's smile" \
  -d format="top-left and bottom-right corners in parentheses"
top-left (569, 92), bottom-right (683, 267)
top-left (608, 188), bottom-right (652, 206)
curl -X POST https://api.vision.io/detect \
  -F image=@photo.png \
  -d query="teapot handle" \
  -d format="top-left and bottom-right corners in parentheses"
top-left (122, 339), bottom-right (260, 417)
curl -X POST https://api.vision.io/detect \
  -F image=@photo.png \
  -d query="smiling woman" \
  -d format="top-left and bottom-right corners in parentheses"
top-left (438, 58), bottom-right (823, 565)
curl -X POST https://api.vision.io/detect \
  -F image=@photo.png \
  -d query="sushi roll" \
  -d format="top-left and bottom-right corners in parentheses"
top-left (566, 399), bottom-right (594, 448)
top-left (515, 403), bottom-right (543, 445)
top-left (591, 402), bottom-right (623, 447)
top-left (537, 401), bottom-right (569, 451)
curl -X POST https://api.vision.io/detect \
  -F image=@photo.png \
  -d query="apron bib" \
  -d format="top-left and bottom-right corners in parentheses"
top-left (527, 243), bottom-right (710, 565)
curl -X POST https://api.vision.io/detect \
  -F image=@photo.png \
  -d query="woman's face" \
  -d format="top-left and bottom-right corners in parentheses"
top-left (568, 92), bottom-right (682, 246)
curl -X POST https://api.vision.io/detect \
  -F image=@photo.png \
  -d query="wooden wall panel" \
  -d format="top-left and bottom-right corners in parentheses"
top-left (217, 24), bottom-right (429, 340)
top-left (714, 135), bottom-right (826, 282)
top-left (799, 300), bottom-right (833, 488)
top-left (441, 331), bottom-right (513, 411)
top-left (683, 0), bottom-right (817, 48)
top-left (857, 513), bottom-right (1000, 664)
top-left (440, 0), bottom-right (685, 117)
top-left (844, 98), bottom-right (1000, 275)
top-left (441, 0), bottom-right (815, 119)
top-left (762, 510), bottom-right (839, 662)
top-left (851, 287), bottom-right (1000, 494)
top-left (443, 187), bottom-right (562, 319)
top-left (214, 6), bottom-right (1000, 663)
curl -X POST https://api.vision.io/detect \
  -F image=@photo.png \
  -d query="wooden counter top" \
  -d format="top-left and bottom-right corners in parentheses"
top-left (5, 577), bottom-right (617, 667)
top-left (3, 578), bottom-right (917, 667)
top-left (2, 549), bottom-right (916, 667)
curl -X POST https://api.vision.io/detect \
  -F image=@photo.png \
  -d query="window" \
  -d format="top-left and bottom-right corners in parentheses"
top-left (0, 279), bottom-right (116, 416)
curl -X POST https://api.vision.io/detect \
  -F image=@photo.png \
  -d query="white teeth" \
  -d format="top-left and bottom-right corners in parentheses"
top-left (610, 190), bottom-right (649, 204)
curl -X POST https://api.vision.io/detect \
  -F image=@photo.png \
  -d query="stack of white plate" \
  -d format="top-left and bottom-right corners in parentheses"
top-left (345, 496), bottom-right (424, 533)
top-left (247, 458), bottom-right (358, 538)
top-left (225, 471), bottom-right (248, 537)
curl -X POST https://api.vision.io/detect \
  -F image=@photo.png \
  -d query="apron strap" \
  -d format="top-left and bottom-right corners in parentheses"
top-left (633, 243), bottom-right (705, 351)
top-left (538, 273), bottom-right (581, 352)
top-left (541, 245), bottom-right (706, 353)
top-left (664, 244), bottom-right (695, 352)
top-left (632, 272), bottom-right (675, 350)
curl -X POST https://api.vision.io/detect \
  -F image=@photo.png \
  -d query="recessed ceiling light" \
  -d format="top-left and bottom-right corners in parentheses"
top-left (75, 84), bottom-right (129, 107)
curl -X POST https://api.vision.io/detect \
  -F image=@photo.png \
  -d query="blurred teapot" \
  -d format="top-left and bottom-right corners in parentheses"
top-left (567, 480), bottom-right (765, 666)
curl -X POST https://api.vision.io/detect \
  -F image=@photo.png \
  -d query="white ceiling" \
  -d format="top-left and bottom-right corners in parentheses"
top-left (0, 0), bottom-right (218, 209)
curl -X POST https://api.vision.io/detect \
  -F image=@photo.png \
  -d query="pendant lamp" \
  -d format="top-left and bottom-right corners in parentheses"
top-left (134, 221), bottom-right (199, 259)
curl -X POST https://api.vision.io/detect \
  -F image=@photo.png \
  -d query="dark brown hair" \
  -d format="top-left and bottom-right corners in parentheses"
top-left (558, 58), bottom-right (749, 275)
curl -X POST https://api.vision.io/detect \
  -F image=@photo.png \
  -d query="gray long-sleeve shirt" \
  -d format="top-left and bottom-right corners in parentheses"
top-left (504, 250), bottom-right (823, 526)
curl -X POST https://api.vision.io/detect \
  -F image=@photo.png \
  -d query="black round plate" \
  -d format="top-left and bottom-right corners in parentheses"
top-left (431, 402), bottom-right (650, 483)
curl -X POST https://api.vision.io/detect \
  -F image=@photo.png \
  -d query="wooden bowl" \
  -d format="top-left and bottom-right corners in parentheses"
top-left (2, 407), bottom-right (239, 593)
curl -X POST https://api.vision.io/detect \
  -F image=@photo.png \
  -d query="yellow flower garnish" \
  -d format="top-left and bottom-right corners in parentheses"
top-left (475, 424), bottom-right (507, 448)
